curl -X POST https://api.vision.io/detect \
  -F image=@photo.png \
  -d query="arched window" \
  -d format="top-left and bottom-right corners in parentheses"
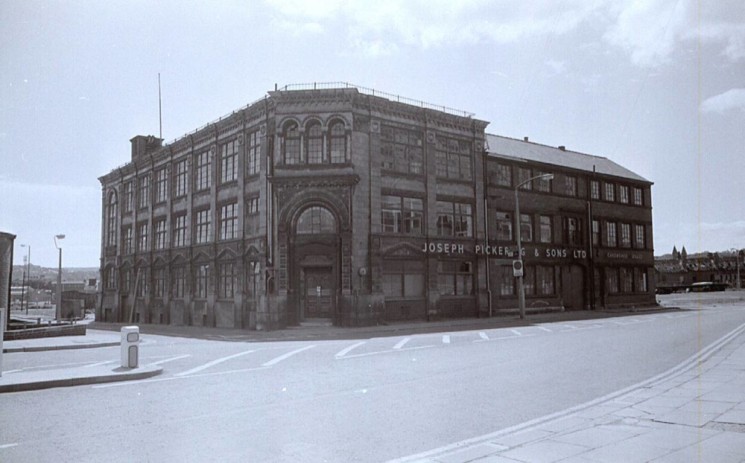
top-left (296, 206), bottom-right (336, 234)
top-left (283, 121), bottom-right (301, 165)
top-left (107, 192), bottom-right (117, 247)
top-left (306, 121), bottom-right (323, 164)
top-left (329, 121), bottom-right (346, 164)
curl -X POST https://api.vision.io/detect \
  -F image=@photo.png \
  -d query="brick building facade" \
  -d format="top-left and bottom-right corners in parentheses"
top-left (98, 84), bottom-right (656, 330)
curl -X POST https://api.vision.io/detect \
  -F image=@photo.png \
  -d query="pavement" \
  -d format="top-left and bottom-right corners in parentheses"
top-left (2, 305), bottom-right (745, 461)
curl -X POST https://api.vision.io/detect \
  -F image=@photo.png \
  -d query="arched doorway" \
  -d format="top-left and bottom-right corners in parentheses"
top-left (292, 205), bottom-right (339, 321)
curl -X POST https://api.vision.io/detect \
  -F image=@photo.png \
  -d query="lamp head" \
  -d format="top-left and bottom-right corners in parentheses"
top-left (55, 234), bottom-right (65, 240)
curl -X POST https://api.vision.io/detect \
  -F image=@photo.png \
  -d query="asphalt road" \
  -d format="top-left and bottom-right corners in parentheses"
top-left (2, 295), bottom-right (745, 462)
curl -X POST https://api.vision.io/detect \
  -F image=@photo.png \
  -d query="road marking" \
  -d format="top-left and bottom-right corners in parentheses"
top-left (442, 335), bottom-right (451, 344)
top-left (536, 326), bottom-right (552, 332)
top-left (479, 331), bottom-right (489, 340)
top-left (338, 345), bottom-right (435, 359)
top-left (175, 350), bottom-right (258, 376)
top-left (93, 366), bottom-right (271, 389)
top-left (393, 338), bottom-right (410, 350)
top-left (2, 369), bottom-right (22, 374)
top-left (0, 443), bottom-right (19, 450)
top-left (150, 354), bottom-right (191, 366)
top-left (335, 341), bottom-right (366, 358)
top-left (510, 329), bottom-right (522, 336)
top-left (262, 345), bottom-right (316, 366)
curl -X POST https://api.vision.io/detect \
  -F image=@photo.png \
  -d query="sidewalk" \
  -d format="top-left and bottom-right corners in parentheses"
top-left (0, 329), bottom-right (162, 393)
top-left (392, 322), bottom-right (745, 463)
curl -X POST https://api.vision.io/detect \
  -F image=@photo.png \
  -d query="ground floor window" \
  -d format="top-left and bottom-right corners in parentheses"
top-left (438, 260), bottom-right (473, 296)
top-left (218, 262), bottom-right (236, 299)
top-left (606, 268), bottom-right (620, 294)
top-left (195, 264), bottom-right (209, 299)
top-left (620, 267), bottom-right (633, 293)
top-left (499, 265), bottom-right (514, 295)
top-left (172, 267), bottom-right (186, 298)
top-left (153, 267), bottom-right (166, 298)
top-left (383, 260), bottom-right (425, 298)
top-left (246, 261), bottom-right (261, 297)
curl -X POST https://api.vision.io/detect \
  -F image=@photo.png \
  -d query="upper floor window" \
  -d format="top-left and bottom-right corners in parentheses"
top-left (219, 202), bottom-right (238, 241)
top-left (174, 159), bottom-right (188, 197)
top-left (517, 168), bottom-right (532, 190)
top-left (246, 130), bottom-right (260, 175)
top-left (592, 220), bottom-right (600, 247)
top-left (564, 217), bottom-right (583, 246)
top-left (122, 226), bottom-right (133, 254)
top-left (329, 121), bottom-right (347, 164)
top-left (606, 222), bottom-right (617, 247)
top-left (106, 192), bottom-right (117, 247)
top-left (296, 206), bottom-right (336, 234)
top-left (155, 168), bottom-right (168, 203)
top-left (306, 122), bottom-right (323, 164)
top-left (195, 208), bottom-right (212, 244)
top-left (495, 164), bottom-right (512, 187)
top-left (195, 150), bottom-right (212, 191)
top-left (495, 211), bottom-right (512, 241)
top-left (138, 175), bottom-right (150, 209)
top-left (539, 215), bottom-right (552, 243)
top-left (564, 176), bottom-right (577, 196)
top-left (633, 187), bottom-right (643, 206)
top-left (620, 223), bottom-right (631, 248)
top-left (634, 224), bottom-right (646, 249)
top-left (520, 214), bottom-right (533, 242)
top-left (220, 139), bottom-right (238, 183)
top-left (435, 137), bottom-right (472, 180)
top-left (619, 185), bottom-right (630, 204)
top-left (282, 121), bottom-right (301, 165)
top-left (381, 125), bottom-right (423, 175)
top-left (173, 213), bottom-right (187, 247)
top-left (137, 222), bottom-right (148, 252)
top-left (590, 180), bottom-right (600, 200)
top-left (535, 171), bottom-right (551, 193)
top-left (436, 201), bottom-right (473, 237)
top-left (123, 182), bottom-right (133, 213)
top-left (381, 195), bottom-right (423, 234)
top-left (154, 218), bottom-right (167, 250)
top-left (604, 182), bottom-right (615, 202)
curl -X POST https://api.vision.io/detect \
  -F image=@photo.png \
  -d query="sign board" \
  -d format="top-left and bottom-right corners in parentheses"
top-left (316, 286), bottom-right (321, 296)
top-left (512, 260), bottom-right (524, 277)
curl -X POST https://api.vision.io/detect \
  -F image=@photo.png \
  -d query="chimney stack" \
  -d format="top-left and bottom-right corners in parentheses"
top-left (130, 135), bottom-right (163, 160)
top-left (524, 136), bottom-right (529, 142)
top-left (558, 145), bottom-right (566, 151)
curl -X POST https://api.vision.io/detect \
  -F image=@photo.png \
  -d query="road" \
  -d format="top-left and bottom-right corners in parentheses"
top-left (2, 294), bottom-right (745, 462)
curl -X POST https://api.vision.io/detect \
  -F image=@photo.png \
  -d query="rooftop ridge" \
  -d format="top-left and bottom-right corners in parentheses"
top-left (486, 133), bottom-right (610, 162)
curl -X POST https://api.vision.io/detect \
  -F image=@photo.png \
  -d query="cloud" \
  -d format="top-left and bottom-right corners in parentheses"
top-left (545, 59), bottom-right (567, 74)
top-left (701, 88), bottom-right (745, 113)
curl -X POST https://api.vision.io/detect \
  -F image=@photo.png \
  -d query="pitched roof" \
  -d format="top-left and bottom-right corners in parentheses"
top-left (485, 134), bottom-right (650, 183)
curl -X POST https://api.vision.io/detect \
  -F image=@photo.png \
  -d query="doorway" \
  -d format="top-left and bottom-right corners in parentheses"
top-left (304, 267), bottom-right (334, 318)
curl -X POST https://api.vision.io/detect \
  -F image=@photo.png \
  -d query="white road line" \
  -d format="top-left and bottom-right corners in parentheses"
top-left (2, 369), bottom-right (22, 374)
top-left (339, 345), bottom-right (435, 360)
top-left (335, 341), bottom-right (366, 358)
top-left (393, 338), bottom-right (410, 350)
top-left (262, 345), bottom-right (316, 366)
top-left (175, 350), bottom-right (258, 377)
top-left (442, 335), bottom-right (451, 344)
top-left (93, 366), bottom-right (270, 389)
top-left (150, 354), bottom-right (191, 366)
top-left (479, 331), bottom-right (489, 340)
top-left (510, 329), bottom-right (522, 336)
top-left (0, 443), bottom-right (19, 450)
top-left (536, 326), bottom-right (552, 332)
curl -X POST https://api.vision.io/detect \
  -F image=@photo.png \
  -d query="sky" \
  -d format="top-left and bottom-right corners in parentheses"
top-left (1, 0), bottom-right (744, 268)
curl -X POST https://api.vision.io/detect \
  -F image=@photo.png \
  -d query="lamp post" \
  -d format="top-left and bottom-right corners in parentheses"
top-left (514, 173), bottom-right (554, 319)
top-left (20, 244), bottom-right (30, 314)
top-left (54, 235), bottom-right (65, 321)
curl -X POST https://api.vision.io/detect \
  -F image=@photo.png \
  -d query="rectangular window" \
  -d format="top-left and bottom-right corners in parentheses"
top-left (172, 267), bottom-right (186, 298)
top-left (135, 268), bottom-right (148, 297)
top-left (496, 164), bottom-right (512, 187)
top-left (619, 185), bottom-right (630, 204)
top-left (435, 137), bottom-right (472, 180)
top-left (518, 168), bottom-right (532, 190)
top-left (592, 220), bottom-right (600, 247)
top-left (220, 139), bottom-right (238, 183)
top-left (537, 266), bottom-right (555, 295)
top-left (153, 267), bottom-right (165, 298)
top-left (246, 261), bottom-right (261, 297)
top-left (173, 214), bottom-right (187, 247)
top-left (382, 195), bottom-right (423, 234)
top-left (436, 201), bottom-right (472, 237)
top-left (634, 187), bottom-right (643, 206)
top-left (620, 267), bottom-right (633, 293)
top-left (590, 180), bottom-right (600, 200)
top-left (123, 182), bottom-right (133, 212)
top-left (122, 226), bottom-right (133, 254)
top-left (535, 171), bottom-right (551, 193)
top-left (122, 269), bottom-right (131, 292)
top-left (219, 202), bottom-right (238, 241)
top-left (564, 176), bottom-right (577, 196)
top-left (155, 168), bottom-right (168, 203)
top-left (495, 211), bottom-right (512, 241)
top-left (520, 214), bottom-right (533, 242)
top-left (218, 262), bottom-right (235, 299)
top-left (438, 261), bottom-right (473, 296)
top-left (195, 151), bottom-right (211, 190)
top-left (634, 224), bottom-right (645, 249)
top-left (195, 264), bottom-right (209, 299)
top-left (381, 126), bottom-right (423, 175)
top-left (499, 266), bottom-right (515, 295)
top-left (523, 265), bottom-right (535, 296)
top-left (635, 267), bottom-right (648, 292)
top-left (106, 267), bottom-right (117, 290)
top-left (174, 159), bottom-right (188, 197)
top-left (606, 222), bottom-right (617, 247)
top-left (195, 209), bottom-right (211, 244)
top-left (382, 261), bottom-right (425, 298)
top-left (539, 215), bottom-right (552, 243)
top-left (138, 175), bottom-right (150, 209)
top-left (606, 268), bottom-right (620, 293)
top-left (137, 222), bottom-right (148, 252)
top-left (620, 223), bottom-right (631, 248)
top-left (154, 218), bottom-right (167, 250)
top-left (246, 131), bottom-right (259, 176)
top-left (246, 197), bottom-right (259, 215)
top-left (604, 183), bottom-right (615, 202)
top-left (564, 217), bottom-right (582, 246)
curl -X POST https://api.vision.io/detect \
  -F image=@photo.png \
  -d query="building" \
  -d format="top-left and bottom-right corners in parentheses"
top-left (98, 83), bottom-right (656, 330)
top-left (656, 246), bottom-right (743, 291)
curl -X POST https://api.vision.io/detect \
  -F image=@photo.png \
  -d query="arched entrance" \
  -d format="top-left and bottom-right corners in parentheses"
top-left (291, 205), bottom-right (339, 322)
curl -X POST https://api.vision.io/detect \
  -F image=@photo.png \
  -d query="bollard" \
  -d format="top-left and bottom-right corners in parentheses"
top-left (120, 326), bottom-right (140, 368)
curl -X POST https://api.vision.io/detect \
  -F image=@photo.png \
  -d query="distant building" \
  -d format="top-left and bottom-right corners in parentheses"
top-left (98, 83), bottom-right (656, 330)
top-left (656, 246), bottom-right (743, 290)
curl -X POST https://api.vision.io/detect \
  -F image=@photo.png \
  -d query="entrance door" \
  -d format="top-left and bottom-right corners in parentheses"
top-left (305, 267), bottom-right (334, 318)
top-left (562, 265), bottom-right (586, 310)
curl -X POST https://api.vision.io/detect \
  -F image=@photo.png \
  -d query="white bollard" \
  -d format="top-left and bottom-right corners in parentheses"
top-left (120, 326), bottom-right (140, 368)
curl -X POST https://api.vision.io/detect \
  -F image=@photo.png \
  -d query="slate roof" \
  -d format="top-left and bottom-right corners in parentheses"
top-left (485, 134), bottom-right (650, 184)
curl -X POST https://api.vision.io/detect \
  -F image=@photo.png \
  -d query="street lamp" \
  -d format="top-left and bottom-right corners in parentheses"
top-left (514, 173), bottom-right (554, 319)
top-left (54, 234), bottom-right (65, 321)
top-left (20, 244), bottom-right (30, 314)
